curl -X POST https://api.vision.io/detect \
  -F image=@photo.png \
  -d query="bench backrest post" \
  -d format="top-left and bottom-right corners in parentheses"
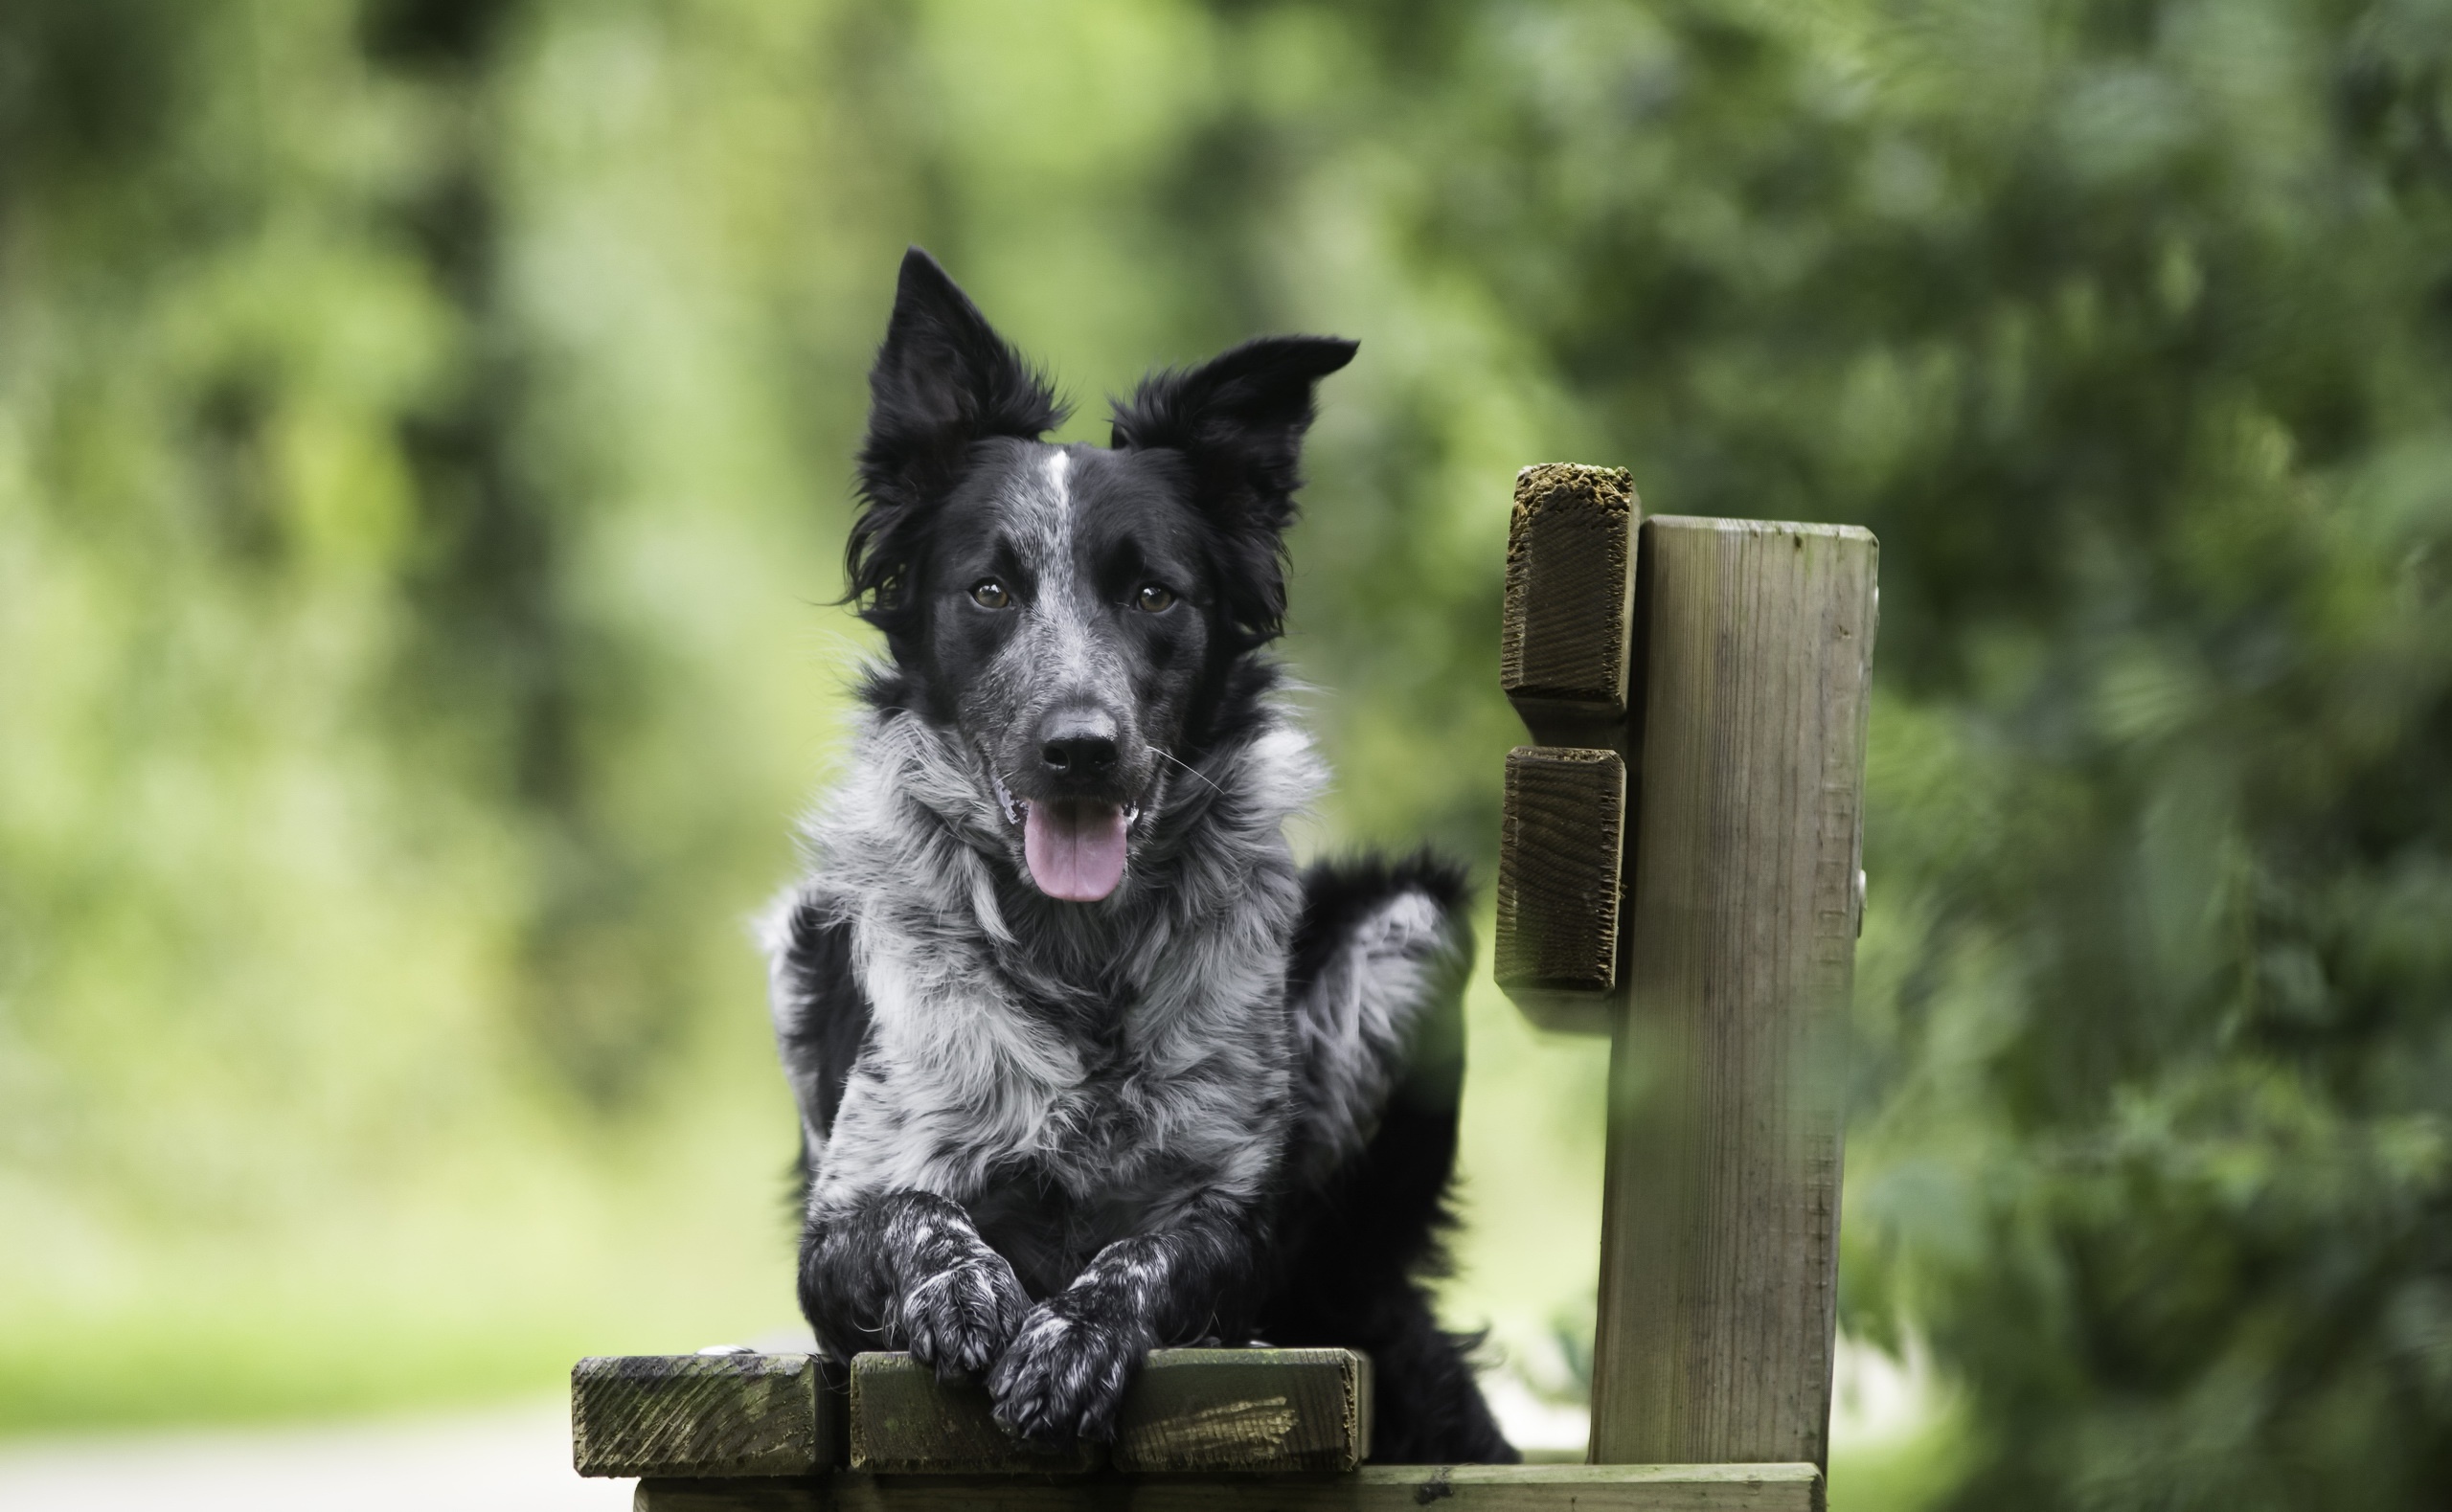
top-left (1497, 469), bottom-right (1877, 1470)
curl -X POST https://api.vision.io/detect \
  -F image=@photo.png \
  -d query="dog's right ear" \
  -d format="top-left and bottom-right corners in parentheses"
top-left (848, 248), bottom-right (1068, 625)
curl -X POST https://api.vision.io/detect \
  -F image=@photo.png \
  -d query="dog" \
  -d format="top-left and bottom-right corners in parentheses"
top-left (761, 248), bottom-right (1515, 1463)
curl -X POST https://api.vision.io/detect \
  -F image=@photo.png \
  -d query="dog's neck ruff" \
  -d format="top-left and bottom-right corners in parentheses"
top-left (788, 690), bottom-right (1322, 1210)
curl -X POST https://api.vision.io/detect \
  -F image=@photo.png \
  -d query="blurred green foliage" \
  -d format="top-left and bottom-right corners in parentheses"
top-left (3, 1), bottom-right (2450, 1506)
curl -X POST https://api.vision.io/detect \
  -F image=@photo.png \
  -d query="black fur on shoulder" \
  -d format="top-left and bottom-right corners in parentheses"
top-left (1261, 853), bottom-right (1517, 1464)
top-left (774, 899), bottom-right (870, 1140)
top-left (1287, 851), bottom-right (1470, 1013)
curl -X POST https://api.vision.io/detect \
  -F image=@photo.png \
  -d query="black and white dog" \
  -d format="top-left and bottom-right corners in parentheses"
top-left (762, 248), bottom-right (1514, 1463)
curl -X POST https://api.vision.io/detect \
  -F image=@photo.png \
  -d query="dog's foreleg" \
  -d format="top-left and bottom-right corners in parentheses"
top-left (985, 1193), bottom-right (1256, 1442)
top-left (800, 1189), bottom-right (1030, 1379)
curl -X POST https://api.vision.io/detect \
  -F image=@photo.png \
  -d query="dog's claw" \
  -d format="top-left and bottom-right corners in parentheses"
top-left (900, 1253), bottom-right (1029, 1378)
top-left (986, 1298), bottom-right (1141, 1444)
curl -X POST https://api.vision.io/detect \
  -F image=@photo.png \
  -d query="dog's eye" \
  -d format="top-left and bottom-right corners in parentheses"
top-left (970, 579), bottom-right (1011, 609)
top-left (1135, 584), bottom-right (1175, 613)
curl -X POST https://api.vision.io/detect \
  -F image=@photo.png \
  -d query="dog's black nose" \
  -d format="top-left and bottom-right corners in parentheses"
top-left (1039, 707), bottom-right (1121, 780)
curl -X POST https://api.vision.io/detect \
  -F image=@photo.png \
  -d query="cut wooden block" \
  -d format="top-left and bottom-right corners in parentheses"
top-left (1495, 746), bottom-right (1626, 1035)
top-left (636, 1463), bottom-right (1823, 1512)
top-left (571, 1353), bottom-right (829, 1478)
top-left (1501, 463), bottom-right (1642, 746)
top-left (1112, 1347), bottom-right (1370, 1472)
top-left (1589, 517), bottom-right (1877, 1471)
top-left (850, 1353), bottom-right (1099, 1474)
top-left (1496, 463), bottom-right (1645, 1040)
top-left (847, 1347), bottom-right (1369, 1475)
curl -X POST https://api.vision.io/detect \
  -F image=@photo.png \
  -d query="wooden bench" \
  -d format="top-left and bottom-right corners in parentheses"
top-left (574, 463), bottom-right (1876, 1512)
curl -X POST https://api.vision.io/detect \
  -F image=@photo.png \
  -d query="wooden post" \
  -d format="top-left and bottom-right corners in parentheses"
top-left (1495, 490), bottom-right (1876, 1472)
top-left (1589, 518), bottom-right (1875, 1468)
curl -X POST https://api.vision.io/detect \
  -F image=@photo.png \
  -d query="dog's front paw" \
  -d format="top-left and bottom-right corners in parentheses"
top-left (898, 1252), bottom-right (1029, 1379)
top-left (985, 1297), bottom-right (1142, 1444)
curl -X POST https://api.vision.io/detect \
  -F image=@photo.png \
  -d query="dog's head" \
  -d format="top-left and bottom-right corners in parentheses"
top-left (845, 248), bottom-right (1353, 904)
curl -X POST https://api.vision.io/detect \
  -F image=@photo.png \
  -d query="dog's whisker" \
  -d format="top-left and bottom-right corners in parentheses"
top-left (1147, 744), bottom-right (1223, 798)
top-left (990, 767), bottom-right (1029, 825)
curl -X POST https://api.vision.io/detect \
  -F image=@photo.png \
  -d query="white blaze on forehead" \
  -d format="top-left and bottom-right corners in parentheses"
top-left (1044, 446), bottom-right (1071, 511)
top-left (1009, 446), bottom-right (1098, 682)
top-left (1003, 447), bottom-right (1073, 576)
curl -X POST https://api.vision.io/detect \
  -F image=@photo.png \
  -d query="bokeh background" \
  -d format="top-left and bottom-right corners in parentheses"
top-left (5, 1), bottom-right (2452, 1507)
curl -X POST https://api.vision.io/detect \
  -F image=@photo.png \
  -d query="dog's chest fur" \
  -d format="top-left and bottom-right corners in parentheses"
top-left (768, 702), bottom-right (1319, 1294)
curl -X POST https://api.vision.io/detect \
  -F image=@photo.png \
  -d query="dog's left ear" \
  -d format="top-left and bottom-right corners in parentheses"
top-left (1109, 335), bottom-right (1357, 645)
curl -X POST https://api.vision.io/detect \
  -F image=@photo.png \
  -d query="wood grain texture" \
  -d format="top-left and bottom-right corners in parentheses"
top-left (633, 1462), bottom-right (1824, 1512)
top-left (1112, 1348), bottom-right (1369, 1473)
top-left (1501, 463), bottom-right (1643, 746)
top-left (847, 1349), bottom-right (1368, 1475)
top-left (851, 1354), bottom-right (1100, 1475)
top-left (573, 1354), bottom-right (829, 1478)
top-left (1587, 517), bottom-right (1877, 1471)
top-left (1495, 746), bottom-right (1626, 1035)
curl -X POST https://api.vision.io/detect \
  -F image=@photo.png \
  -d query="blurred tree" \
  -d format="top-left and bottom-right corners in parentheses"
top-left (0, 0), bottom-right (890, 1424)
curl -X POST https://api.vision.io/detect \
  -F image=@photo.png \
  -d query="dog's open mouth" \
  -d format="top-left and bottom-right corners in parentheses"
top-left (1023, 799), bottom-right (1129, 902)
top-left (991, 772), bottom-right (1140, 902)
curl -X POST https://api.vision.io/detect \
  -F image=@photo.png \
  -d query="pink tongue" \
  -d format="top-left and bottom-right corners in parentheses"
top-left (1022, 800), bottom-right (1129, 902)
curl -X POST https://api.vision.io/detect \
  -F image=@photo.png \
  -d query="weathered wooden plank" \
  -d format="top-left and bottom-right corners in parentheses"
top-left (578, 1349), bottom-right (1374, 1480)
top-left (633, 1462), bottom-right (1824, 1512)
top-left (847, 1348), bottom-right (1369, 1475)
top-left (851, 1353), bottom-right (1100, 1475)
top-left (1588, 517), bottom-right (1876, 1470)
top-left (1494, 746), bottom-right (1626, 1035)
top-left (1112, 1348), bottom-right (1370, 1473)
top-left (573, 1353), bottom-right (830, 1479)
top-left (1500, 463), bottom-right (1643, 746)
